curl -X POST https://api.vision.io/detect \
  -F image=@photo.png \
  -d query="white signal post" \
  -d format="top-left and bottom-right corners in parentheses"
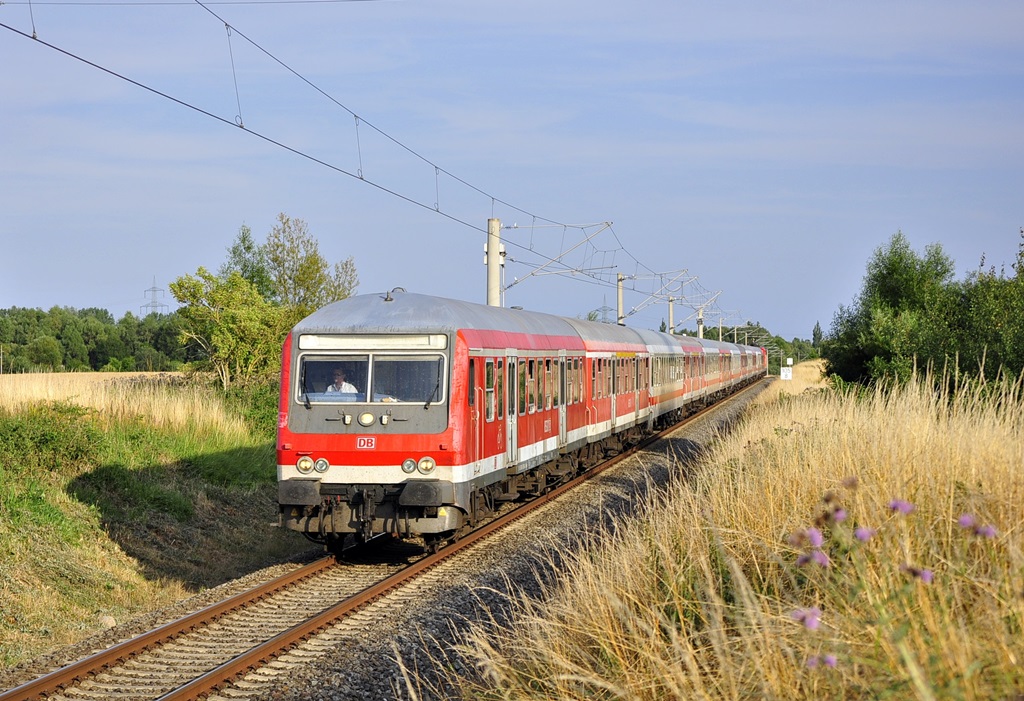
top-left (485, 218), bottom-right (504, 307)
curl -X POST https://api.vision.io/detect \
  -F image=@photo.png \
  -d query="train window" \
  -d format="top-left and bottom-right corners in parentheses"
top-left (528, 359), bottom-right (536, 413)
top-left (298, 355), bottom-right (369, 403)
top-left (518, 360), bottom-right (527, 415)
top-left (545, 359), bottom-right (553, 410)
top-left (591, 359), bottom-right (597, 399)
top-left (557, 359), bottom-right (563, 407)
top-left (298, 353), bottom-right (447, 405)
top-left (371, 354), bottom-right (446, 404)
top-left (537, 359), bottom-right (545, 411)
top-left (468, 359), bottom-right (475, 407)
top-left (485, 359), bottom-right (495, 421)
top-left (497, 360), bottom-right (504, 420)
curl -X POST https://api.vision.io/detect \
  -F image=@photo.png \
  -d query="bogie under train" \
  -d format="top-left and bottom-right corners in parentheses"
top-left (277, 290), bottom-right (766, 550)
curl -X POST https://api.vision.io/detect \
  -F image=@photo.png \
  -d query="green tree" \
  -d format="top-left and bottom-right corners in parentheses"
top-left (170, 268), bottom-right (288, 389)
top-left (25, 335), bottom-right (63, 369)
top-left (819, 230), bottom-right (1024, 385)
top-left (811, 321), bottom-right (823, 348)
top-left (219, 223), bottom-right (275, 300)
top-left (263, 213), bottom-right (358, 319)
top-left (822, 232), bottom-right (956, 384)
top-left (862, 231), bottom-right (954, 313)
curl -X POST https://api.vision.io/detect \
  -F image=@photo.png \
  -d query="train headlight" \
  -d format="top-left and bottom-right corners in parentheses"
top-left (296, 456), bottom-right (315, 474)
top-left (417, 457), bottom-right (436, 475)
top-left (401, 458), bottom-right (417, 474)
top-left (314, 458), bottom-right (330, 473)
top-left (358, 412), bottom-right (375, 427)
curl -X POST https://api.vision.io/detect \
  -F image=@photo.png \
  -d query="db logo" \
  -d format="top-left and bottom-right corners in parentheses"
top-left (356, 436), bottom-right (376, 449)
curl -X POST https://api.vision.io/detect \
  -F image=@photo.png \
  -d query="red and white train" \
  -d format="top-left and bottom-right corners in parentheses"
top-left (277, 290), bottom-right (767, 550)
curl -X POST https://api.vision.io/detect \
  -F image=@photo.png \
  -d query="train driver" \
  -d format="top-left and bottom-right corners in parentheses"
top-left (326, 368), bottom-right (357, 393)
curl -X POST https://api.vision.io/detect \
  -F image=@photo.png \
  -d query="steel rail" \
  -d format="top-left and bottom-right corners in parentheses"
top-left (155, 378), bottom-right (767, 701)
top-left (3, 377), bottom-right (766, 701)
top-left (0, 556), bottom-right (337, 701)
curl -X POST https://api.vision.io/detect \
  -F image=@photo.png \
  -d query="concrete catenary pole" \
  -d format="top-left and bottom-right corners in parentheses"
top-left (617, 273), bottom-right (625, 326)
top-left (667, 297), bottom-right (674, 335)
top-left (486, 218), bottom-right (501, 307)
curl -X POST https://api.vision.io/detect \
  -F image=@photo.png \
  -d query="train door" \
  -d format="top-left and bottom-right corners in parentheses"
top-left (505, 350), bottom-right (518, 466)
top-left (609, 357), bottom-right (617, 428)
top-left (469, 357), bottom-right (483, 468)
top-left (558, 351), bottom-right (567, 447)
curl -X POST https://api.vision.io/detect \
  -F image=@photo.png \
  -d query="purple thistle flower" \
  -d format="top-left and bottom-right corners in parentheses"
top-left (854, 526), bottom-right (876, 542)
top-left (806, 527), bottom-right (824, 548)
top-left (888, 499), bottom-right (914, 515)
top-left (791, 607), bottom-right (822, 630)
top-left (811, 550), bottom-right (831, 568)
top-left (796, 553), bottom-right (812, 567)
top-left (974, 524), bottom-right (998, 538)
top-left (901, 564), bottom-right (933, 584)
top-left (957, 513), bottom-right (976, 529)
top-left (807, 653), bottom-right (839, 669)
top-left (832, 508), bottom-right (848, 523)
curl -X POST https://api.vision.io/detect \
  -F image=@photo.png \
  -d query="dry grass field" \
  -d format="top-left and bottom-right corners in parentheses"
top-left (431, 363), bottom-right (1024, 699)
top-left (0, 371), bottom-right (304, 669)
top-left (0, 371), bottom-right (249, 437)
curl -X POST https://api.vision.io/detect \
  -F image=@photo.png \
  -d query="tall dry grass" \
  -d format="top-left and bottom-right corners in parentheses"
top-left (754, 359), bottom-right (828, 402)
top-left (434, 367), bottom-right (1024, 699)
top-left (0, 372), bottom-right (249, 439)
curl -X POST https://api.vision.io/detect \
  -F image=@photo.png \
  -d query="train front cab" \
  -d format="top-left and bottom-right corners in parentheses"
top-left (277, 330), bottom-right (473, 542)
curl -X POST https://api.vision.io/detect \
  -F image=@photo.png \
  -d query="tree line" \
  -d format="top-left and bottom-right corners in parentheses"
top-left (4, 209), bottom-right (829, 383)
top-left (0, 305), bottom-right (187, 373)
top-left (0, 213), bottom-right (358, 384)
top-left (822, 230), bottom-right (1024, 384)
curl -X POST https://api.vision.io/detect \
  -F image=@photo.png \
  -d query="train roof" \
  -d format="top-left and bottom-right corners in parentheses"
top-left (293, 290), bottom-right (581, 339)
top-left (294, 291), bottom-right (765, 355)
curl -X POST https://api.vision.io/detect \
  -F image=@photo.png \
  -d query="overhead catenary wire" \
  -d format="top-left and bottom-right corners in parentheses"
top-left (0, 34), bottom-right (652, 304)
top-left (4, 0), bottom-right (383, 4)
top-left (1, 11), bottom-right (747, 329)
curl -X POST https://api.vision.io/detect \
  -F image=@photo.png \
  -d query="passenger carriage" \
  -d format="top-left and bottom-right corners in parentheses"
top-left (277, 291), bottom-right (766, 549)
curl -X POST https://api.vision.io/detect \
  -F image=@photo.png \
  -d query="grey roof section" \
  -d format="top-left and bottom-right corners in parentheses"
top-left (294, 291), bottom-right (765, 354)
top-left (562, 316), bottom-right (648, 347)
top-left (632, 327), bottom-right (704, 354)
top-left (293, 291), bottom-right (581, 338)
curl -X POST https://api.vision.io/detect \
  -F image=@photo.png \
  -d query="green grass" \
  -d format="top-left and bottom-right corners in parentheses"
top-left (0, 378), bottom-right (308, 670)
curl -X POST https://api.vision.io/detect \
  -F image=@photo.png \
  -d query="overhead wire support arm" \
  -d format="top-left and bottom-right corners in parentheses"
top-left (624, 270), bottom-right (696, 318)
top-left (503, 222), bottom-right (611, 291)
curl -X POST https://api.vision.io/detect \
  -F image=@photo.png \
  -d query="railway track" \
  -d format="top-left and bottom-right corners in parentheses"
top-left (1, 379), bottom-right (766, 701)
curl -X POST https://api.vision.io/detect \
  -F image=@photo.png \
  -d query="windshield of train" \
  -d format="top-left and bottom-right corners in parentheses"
top-left (298, 353), bottom-right (446, 405)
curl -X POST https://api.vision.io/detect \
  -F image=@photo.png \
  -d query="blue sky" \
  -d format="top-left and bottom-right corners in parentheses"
top-left (2, 1), bottom-right (1022, 341)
